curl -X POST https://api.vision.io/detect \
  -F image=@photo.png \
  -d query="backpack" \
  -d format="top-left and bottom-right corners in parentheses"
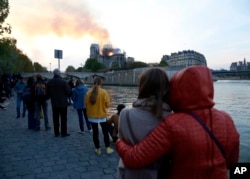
top-left (35, 82), bottom-right (46, 99)
top-left (23, 86), bottom-right (32, 104)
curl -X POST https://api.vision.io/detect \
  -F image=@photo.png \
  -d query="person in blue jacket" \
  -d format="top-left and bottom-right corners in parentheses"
top-left (72, 79), bottom-right (92, 134)
top-left (14, 76), bottom-right (27, 118)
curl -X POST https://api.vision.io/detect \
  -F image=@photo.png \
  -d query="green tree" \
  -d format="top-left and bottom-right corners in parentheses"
top-left (66, 65), bottom-right (75, 72)
top-left (0, 0), bottom-right (11, 35)
top-left (126, 61), bottom-right (148, 69)
top-left (84, 58), bottom-right (105, 72)
top-left (159, 60), bottom-right (169, 67)
top-left (34, 62), bottom-right (47, 72)
top-left (76, 67), bottom-right (84, 72)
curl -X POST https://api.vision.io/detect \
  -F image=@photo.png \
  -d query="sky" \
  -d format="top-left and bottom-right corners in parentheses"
top-left (5, 0), bottom-right (250, 71)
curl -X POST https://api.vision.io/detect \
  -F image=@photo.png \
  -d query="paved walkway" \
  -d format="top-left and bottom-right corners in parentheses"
top-left (0, 96), bottom-right (120, 179)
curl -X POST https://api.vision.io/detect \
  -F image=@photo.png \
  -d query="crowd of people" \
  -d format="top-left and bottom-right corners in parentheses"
top-left (0, 73), bottom-right (23, 110)
top-left (1, 66), bottom-right (240, 178)
top-left (1, 69), bottom-right (116, 153)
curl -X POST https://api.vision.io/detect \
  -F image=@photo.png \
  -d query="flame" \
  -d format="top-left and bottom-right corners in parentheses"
top-left (108, 52), bottom-right (114, 56)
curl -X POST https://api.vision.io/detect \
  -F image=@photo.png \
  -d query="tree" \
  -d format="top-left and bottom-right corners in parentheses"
top-left (66, 65), bottom-right (75, 72)
top-left (0, 0), bottom-right (11, 35)
top-left (76, 67), bottom-right (84, 72)
top-left (34, 62), bottom-right (47, 72)
top-left (126, 61), bottom-right (148, 69)
top-left (159, 60), bottom-right (169, 67)
top-left (84, 58), bottom-right (105, 72)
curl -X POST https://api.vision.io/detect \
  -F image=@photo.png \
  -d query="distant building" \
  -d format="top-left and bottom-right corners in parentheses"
top-left (161, 50), bottom-right (207, 67)
top-left (89, 44), bottom-right (127, 69)
top-left (230, 58), bottom-right (249, 71)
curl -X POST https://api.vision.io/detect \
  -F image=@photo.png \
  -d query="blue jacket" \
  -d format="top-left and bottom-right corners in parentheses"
top-left (14, 81), bottom-right (26, 95)
top-left (72, 84), bottom-right (88, 109)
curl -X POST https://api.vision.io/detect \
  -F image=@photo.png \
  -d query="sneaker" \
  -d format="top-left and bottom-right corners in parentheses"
top-left (78, 131), bottom-right (84, 134)
top-left (22, 114), bottom-right (25, 118)
top-left (16, 115), bottom-right (20, 119)
top-left (95, 148), bottom-right (101, 155)
top-left (46, 126), bottom-right (51, 130)
top-left (106, 147), bottom-right (114, 154)
top-left (88, 129), bottom-right (92, 133)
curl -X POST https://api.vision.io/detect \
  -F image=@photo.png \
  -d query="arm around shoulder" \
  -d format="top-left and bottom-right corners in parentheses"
top-left (116, 118), bottom-right (171, 168)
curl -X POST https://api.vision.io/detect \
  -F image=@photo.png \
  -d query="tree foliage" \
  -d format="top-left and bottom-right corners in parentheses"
top-left (33, 62), bottom-right (47, 72)
top-left (84, 58), bottom-right (105, 72)
top-left (0, 0), bottom-right (46, 75)
top-left (76, 67), bottom-right (84, 72)
top-left (65, 65), bottom-right (76, 72)
top-left (126, 61), bottom-right (148, 69)
top-left (159, 60), bottom-right (169, 67)
top-left (0, 0), bottom-right (11, 35)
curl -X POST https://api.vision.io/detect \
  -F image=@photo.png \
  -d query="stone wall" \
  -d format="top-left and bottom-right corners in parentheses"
top-left (84, 67), bottom-right (180, 86)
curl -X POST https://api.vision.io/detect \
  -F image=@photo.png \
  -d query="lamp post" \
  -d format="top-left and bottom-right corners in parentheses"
top-left (50, 63), bottom-right (51, 72)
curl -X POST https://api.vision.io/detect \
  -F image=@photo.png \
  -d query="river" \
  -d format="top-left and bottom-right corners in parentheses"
top-left (103, 80), bottom-right (250, 163)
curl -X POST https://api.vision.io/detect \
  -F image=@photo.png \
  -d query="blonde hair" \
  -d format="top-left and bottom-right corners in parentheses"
top-left (89, 77), bottom-right (102, 105)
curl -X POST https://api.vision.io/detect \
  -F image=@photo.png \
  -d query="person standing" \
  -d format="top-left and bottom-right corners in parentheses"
top-left (67, 78), bottom-right (74, 105)
top-left (33, 74), bottom-right (50, 131)
top-left (72, 79), bottom-right (92, 134)
top-left (23, 76), bottom-right (35, 129)
top-left (47, 69), bottom-right (72, 137)
top-left (85, 77), bottom-right (114, 155)
top-left (116, 66), bottom-right (240, 179)
top-left (117, 68), bottom-right (172, 179)
top-left (14, 76), bottom-right (26, 118)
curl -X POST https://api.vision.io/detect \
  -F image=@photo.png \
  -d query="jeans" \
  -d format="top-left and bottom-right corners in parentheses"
top-left (35, 100), bottom-right (49, 129)
top-left (52, 107), bottom-right (68, 136)
top-left (16, 94), bottom-right (26, 117)
top-left (91, 122), bottom-right (110, 148)
top-left (76, 108), bottom-right (92, 131)
top-left (27, 104), bottom-right (35, 129)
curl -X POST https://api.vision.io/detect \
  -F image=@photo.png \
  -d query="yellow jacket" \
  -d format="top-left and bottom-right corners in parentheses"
top-left (85, 87), bottom-right (110, 118)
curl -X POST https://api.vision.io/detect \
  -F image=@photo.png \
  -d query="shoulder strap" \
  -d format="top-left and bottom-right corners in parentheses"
top-left (187, 112), bottom-right (226, 159)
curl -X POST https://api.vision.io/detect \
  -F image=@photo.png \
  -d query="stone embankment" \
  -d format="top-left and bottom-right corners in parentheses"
top-left (84, 67), bottom-right (180, 86)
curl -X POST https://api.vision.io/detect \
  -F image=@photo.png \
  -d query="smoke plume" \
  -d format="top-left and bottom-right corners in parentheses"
top-left (12, 0), bottom-right (110, 45)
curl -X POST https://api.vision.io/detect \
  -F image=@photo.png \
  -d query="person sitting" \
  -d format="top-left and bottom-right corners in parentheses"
top-left (107, 104), bottom-right (125, 143)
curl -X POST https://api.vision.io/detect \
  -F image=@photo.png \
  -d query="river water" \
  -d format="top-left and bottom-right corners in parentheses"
top-left (103, 80), bottom-right (250, 163)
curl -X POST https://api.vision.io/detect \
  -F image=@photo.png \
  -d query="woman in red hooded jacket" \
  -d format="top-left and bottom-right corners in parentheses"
top-left (116, 66), bottom-right (239, 179)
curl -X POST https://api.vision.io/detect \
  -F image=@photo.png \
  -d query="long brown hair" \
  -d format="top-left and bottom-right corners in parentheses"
top-left (138, 68), bottom-right (170, 119)
top-left (89, 77), bottom-right (102, 105)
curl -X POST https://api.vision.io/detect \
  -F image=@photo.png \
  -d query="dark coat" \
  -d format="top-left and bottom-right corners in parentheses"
top-left (47, 75), bottom-right (71, 108)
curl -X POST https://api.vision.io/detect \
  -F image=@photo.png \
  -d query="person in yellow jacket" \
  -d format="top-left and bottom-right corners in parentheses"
top-left (85, 77), bottom-right (114, 155)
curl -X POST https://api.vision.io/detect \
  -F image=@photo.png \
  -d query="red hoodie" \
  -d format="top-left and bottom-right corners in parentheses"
top-left (116, 66), bottom-right (239, 179)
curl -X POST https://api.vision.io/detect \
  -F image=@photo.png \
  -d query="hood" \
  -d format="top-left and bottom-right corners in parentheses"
top-left (169, 66), bottom-right (215, 112)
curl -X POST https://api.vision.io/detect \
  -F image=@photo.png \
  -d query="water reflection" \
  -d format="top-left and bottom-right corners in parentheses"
top-left (105, 86), bottom-right (138, 115)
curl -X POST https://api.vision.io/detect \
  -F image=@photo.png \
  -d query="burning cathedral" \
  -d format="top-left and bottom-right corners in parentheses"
top-left (90, 44), bottom-right (127, 69)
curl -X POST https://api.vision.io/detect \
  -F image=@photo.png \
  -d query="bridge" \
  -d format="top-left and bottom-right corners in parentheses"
top-left (20, 71), bottom-right (103, 80)
top-left (20, 68), bottom-right (250, 86)
top-left (212, 70), bottom-right (250, 79)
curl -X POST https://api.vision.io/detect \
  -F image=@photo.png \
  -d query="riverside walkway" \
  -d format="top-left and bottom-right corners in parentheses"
top-left (0, 96), bottom-right (119, 179)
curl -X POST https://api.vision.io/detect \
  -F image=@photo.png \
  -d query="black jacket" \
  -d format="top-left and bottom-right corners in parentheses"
top-left (47, 75), bottom-right (71, 108)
